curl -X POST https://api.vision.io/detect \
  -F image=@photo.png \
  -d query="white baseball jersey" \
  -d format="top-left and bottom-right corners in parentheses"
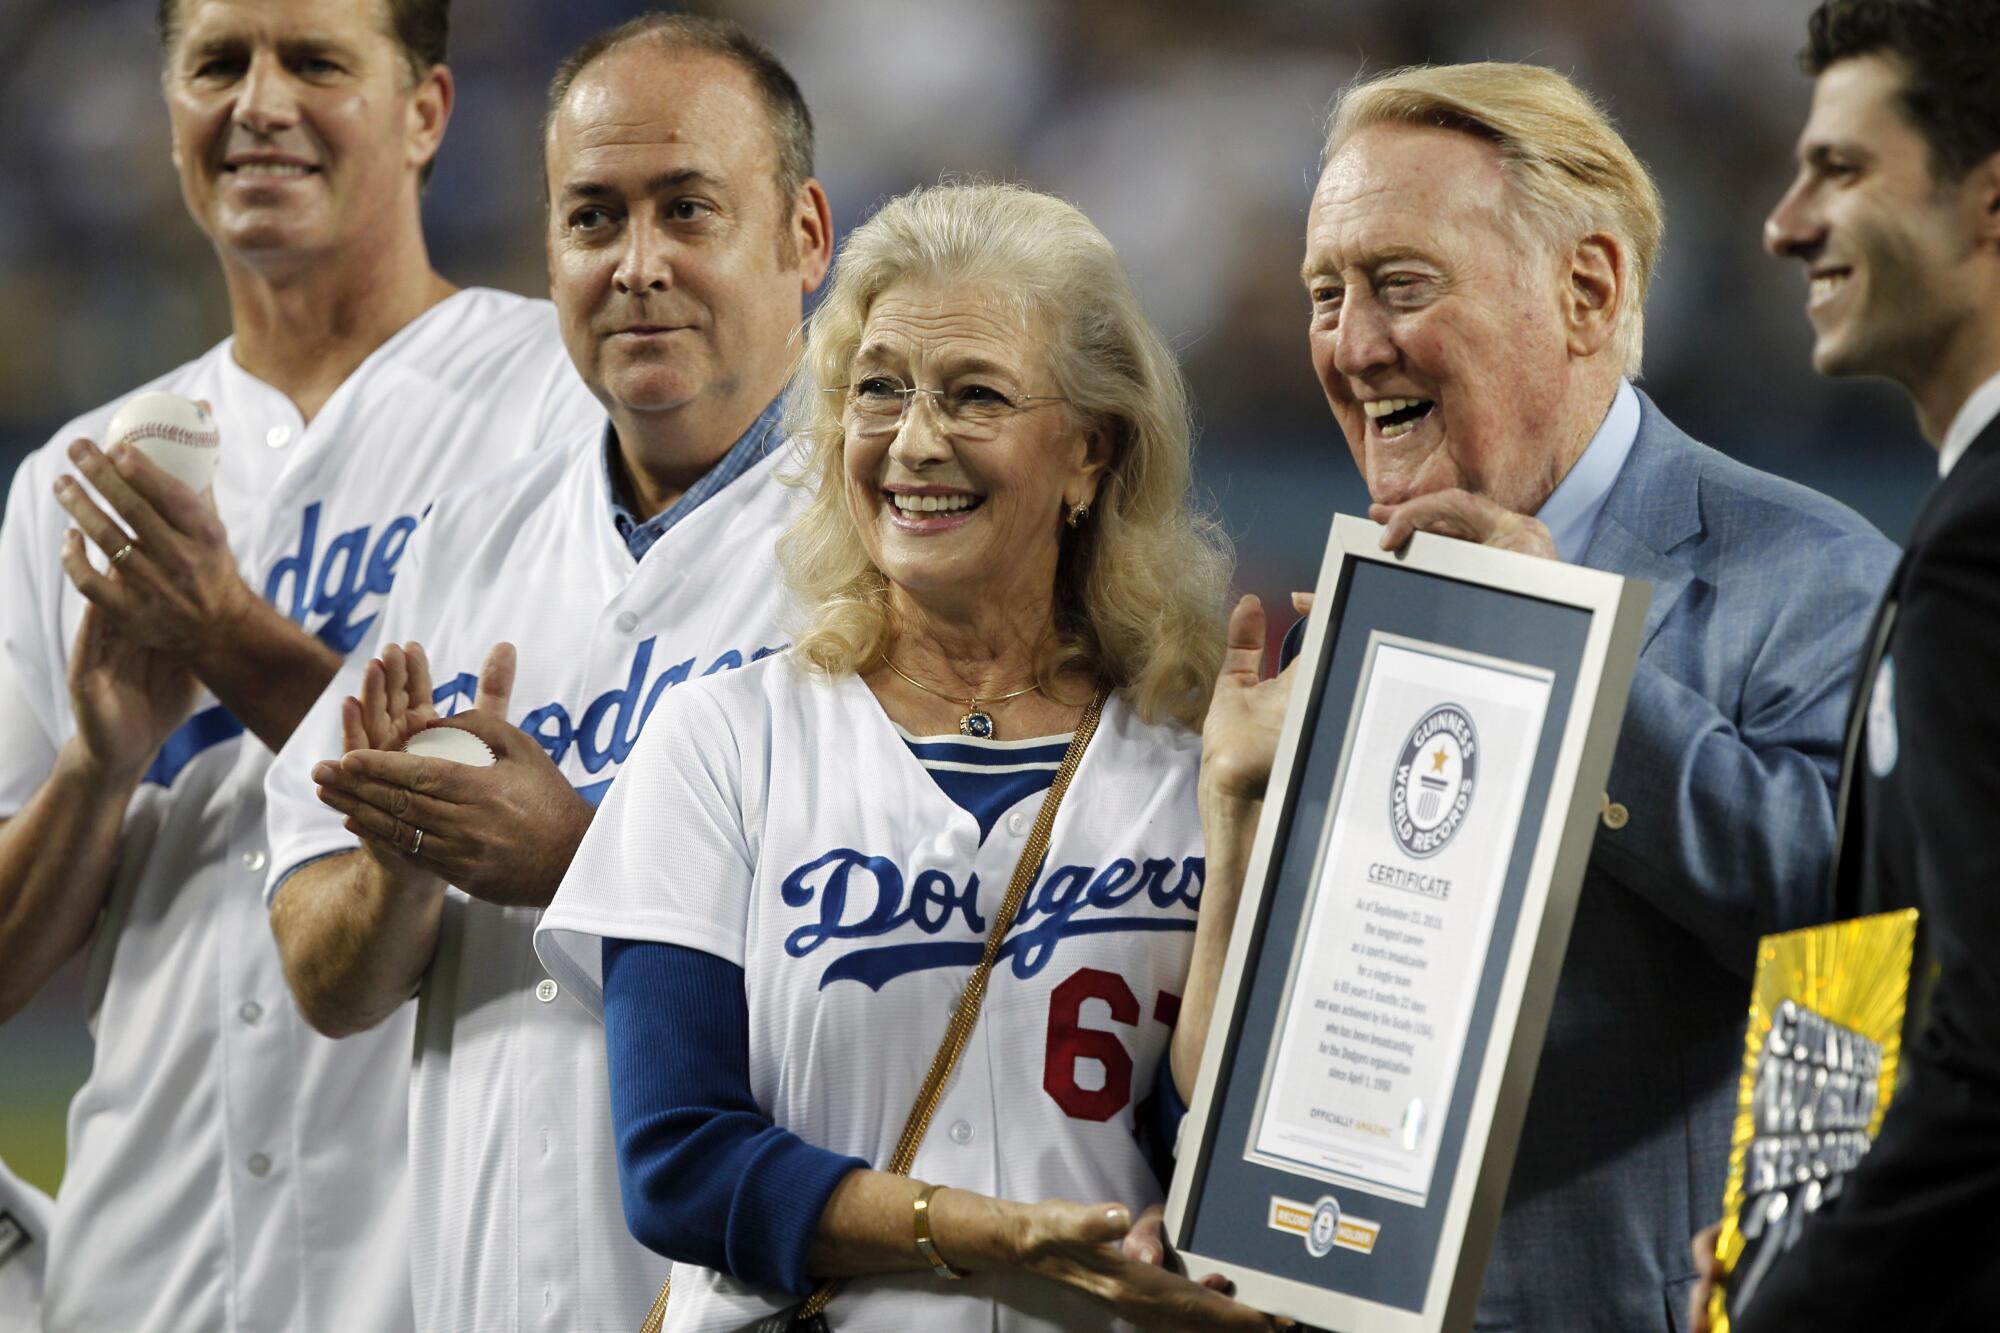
top-left (0, 1159), bottom-right (52, 1333)
top-left (536, 655), bottom-right (1205, 1333)
top-left (0, 288), bottom-right (599, 1333)
top-left (263, 433), bottom-right (804, 1333)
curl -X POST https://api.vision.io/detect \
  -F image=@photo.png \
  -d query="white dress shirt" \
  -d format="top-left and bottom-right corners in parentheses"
top-left (1940, 369), bottom-right (2000, 478)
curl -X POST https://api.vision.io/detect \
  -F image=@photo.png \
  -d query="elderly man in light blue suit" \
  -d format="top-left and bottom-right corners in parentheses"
top-left (1248, 62), bottom-right (1897, 1331)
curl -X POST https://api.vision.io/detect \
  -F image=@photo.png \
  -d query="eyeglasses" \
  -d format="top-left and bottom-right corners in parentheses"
top-left (826, 375), bottom-right (1069, 441)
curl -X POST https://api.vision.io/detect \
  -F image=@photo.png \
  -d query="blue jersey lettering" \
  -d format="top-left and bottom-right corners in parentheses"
top-left (262, 502), bottom-right (421, 654)
top-left (142, 504), bottom-right (421, 786)
top-left (780, 848), bottom-right (1203, 990)
top-left (428, 636), bottom-right (783, 794)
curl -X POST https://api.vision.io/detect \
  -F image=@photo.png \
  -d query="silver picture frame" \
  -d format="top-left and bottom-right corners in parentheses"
top-left (1165, 514), bottom-right (1649, 1332)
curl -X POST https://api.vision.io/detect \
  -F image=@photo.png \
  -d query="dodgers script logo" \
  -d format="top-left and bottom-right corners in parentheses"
top-left (144, 501), bottom-right (421, 787)
top-left (431, 635), bottom-right (784, 805)
top-left (780, 850), bottom-right (1204, 990)
top-left (1391, 703), bottom-right (1477, 858)
top-left (263, 501), bottom-right (419, 654)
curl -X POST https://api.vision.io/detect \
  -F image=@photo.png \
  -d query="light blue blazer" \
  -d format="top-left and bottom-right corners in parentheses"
top-left (1473, 392), bottom-right (1897, 1330)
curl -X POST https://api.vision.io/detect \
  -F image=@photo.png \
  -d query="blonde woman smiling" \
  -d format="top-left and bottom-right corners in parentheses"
top-left (537, 183), bottom-right (1278, 1331)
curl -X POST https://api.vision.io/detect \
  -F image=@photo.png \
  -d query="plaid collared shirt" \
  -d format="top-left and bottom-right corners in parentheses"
top-left (602, 394), bottom-right (787, 561)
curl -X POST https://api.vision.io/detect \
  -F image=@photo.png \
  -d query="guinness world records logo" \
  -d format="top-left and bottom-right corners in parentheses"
top-left (1392, 704), bottom-right (1478, 858)
top-left (1306, 1196), bottom-right (1342, 1258)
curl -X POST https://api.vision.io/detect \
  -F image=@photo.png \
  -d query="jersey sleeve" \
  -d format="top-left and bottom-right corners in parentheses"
top-left (262, 498), bottom-right (439, 905)
top-left (533, 346), bottom-right (604, 453)
top-left (535, 678), bottom-right (757, 1016)
top-left (0, 451), bottom-right (66, 817)
top-left (0, 632), bottom-right (59, 819)
top-left (480, 294), bottom-right (598, 460)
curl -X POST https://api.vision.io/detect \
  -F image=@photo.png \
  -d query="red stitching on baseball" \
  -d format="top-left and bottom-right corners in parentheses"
top-left (113, 423), bottom-right (217, 449)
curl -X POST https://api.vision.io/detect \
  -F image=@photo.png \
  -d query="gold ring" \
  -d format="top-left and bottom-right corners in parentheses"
top-left (110, 543), bottom-right (135, 566)
top-left (410, 828), bottom-right (424, 856)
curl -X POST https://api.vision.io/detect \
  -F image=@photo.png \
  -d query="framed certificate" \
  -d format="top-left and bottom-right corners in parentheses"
top-left (1165, 514), bottom-right (1648, 1331)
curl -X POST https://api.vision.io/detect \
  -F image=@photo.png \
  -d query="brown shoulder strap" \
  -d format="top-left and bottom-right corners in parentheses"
top-left (645, 687), bottom-right (1109, 1332)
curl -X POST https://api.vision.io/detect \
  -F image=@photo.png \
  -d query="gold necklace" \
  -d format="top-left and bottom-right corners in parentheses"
top-left (881, 656), bottom-right (1043, 739)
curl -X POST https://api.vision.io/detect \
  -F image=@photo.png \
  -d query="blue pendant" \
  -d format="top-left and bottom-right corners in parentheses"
top-left (959, 711), bottom-right (995, 739)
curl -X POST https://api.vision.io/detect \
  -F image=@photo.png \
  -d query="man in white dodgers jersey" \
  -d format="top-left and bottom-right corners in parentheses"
top-left (262, 16), bottom-right (833, 1330)
top-left (0, 0), bottom-right (598, 1328)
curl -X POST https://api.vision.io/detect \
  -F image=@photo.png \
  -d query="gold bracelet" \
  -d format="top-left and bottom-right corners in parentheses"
top-left (912, 1183), bottom-right (966, 1281)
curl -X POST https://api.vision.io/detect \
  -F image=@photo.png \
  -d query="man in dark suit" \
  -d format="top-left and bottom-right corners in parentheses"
top-left (1689, 3), bottom-right (2000, 1328)
top-left (1186, 60), bottom-right (1900, 1330)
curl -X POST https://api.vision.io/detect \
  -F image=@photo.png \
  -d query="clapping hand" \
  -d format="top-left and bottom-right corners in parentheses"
top-left (54, 433), bottom-right (255, 663)
top-left (343, 640), bottom-right (454, 755)
top-left (1200, 594), bottom-right (1308, 807)
top-left (312, 640), bottom-right (594, 908)
top-left (314, 639), bottom-right (463, 891)
top-left (65, 602), bottom-right (200, 783)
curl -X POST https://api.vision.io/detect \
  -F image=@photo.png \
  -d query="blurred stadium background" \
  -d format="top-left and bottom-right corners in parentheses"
top-left (0, 0), bottom-right (1935, 1196)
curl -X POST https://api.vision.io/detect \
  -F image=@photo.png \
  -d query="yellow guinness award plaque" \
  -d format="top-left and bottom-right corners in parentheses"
top-left (1708, 909), bottom-right (1919, 1330)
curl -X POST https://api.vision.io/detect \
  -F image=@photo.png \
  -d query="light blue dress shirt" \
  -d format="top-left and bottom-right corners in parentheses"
top-left (1535, 378), bottom-right (1640, 563)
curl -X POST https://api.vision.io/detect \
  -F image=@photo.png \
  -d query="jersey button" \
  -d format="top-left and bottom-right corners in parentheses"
top-left (246, 1152), bottom-right (272, 1177)
top-left (239, 1001), bottom-right (263, 1025)
top-left (536, 979), bottom-right (559, 1003)
top-left (948, 1120), bottom-right (975, 1145)
top-left (265, 424), bottom-right (292, 449)
top-left (614, 611), bottom-right (639, 634)
top-left (1006, 810), bottom-right (1030, 837)
top-left (241, 849), bottom-right (267, 873)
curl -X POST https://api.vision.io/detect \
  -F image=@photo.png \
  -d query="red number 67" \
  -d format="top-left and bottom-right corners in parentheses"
top-left (1043, 966), bottom-right (1180, 1121)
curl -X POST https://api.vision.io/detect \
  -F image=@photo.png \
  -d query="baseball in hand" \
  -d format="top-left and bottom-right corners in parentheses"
top-left (401, 726), bottom-right (497, 767)
top-left (106, 391), bottom-right (221, 492)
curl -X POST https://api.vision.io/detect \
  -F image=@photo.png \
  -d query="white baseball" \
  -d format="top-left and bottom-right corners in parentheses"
top-left (106, 391), bottom-right (221, 492)
top-left (401, 726), bottom-right (497, 767)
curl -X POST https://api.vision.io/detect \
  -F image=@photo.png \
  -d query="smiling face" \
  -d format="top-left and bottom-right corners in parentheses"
top-left (164, 0), bottom-right (445, 266)
top-left (1304, 123), bottom-right (1588, 513)
top-left (545, 44), bottom-right (826, 433)
top-left (1765, 55), bottom-right (1982, 393)
top-left (842, 280), bottom-right (1107, 621)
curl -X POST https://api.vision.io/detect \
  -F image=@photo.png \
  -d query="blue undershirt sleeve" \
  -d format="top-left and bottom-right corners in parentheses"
top-left (1136, 1050), bottom-right (1189, 1189)
top-left (601, 936), bottom-right (869, 1296)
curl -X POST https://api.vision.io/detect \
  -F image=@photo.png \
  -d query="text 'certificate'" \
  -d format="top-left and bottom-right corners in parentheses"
top-left (1250, 635), bottom-right (1553, 1205)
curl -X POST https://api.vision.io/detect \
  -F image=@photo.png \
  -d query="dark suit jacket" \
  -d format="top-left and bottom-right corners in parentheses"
top-left (1285, 393), bottom-right (1897, 1329)
top-left (1737, 418), bottom-right (2000, 1332)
